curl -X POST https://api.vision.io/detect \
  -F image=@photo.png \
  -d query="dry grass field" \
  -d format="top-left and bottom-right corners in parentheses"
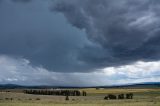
top-left (0, 88), bottom-right (160, 106)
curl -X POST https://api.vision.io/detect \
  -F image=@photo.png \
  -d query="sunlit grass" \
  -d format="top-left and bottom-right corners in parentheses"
top-left (0, 102), bottom-right (159, 106)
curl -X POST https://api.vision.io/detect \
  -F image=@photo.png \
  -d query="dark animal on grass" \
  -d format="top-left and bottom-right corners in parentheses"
top-left (104, 96), bottom-right (109, 100)
top-left (118, 94), bottom-right (124, 99)
top-left (108, 94), bottom-right (117, 99)
top-left (126, 93), bottom-right (133, 99)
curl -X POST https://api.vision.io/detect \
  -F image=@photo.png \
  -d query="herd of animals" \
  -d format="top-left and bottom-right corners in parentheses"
top-left (104, 93), bottom-right (133, 100)
top-left (24, 89), bottom-right (133, 100)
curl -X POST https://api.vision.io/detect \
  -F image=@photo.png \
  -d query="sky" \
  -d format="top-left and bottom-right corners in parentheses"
top-left (0, 0), bottom-right (160, 86)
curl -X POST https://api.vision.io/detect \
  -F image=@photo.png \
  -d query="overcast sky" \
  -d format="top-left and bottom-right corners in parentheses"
top-left (0, 0), bottom-right (160, 86)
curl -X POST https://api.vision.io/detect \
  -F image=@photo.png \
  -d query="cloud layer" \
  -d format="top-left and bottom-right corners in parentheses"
top-left (0, 0), bottom-right (160, 86)
top-left (0, 55), bottom-right (160, 86)
top-left (53, 0), bottom-right (160, 69)
top-left (0, 0), bottom-right (94, 72)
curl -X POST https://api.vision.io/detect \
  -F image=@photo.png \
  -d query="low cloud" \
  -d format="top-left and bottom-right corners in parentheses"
top-left (0, 55), bottom-right (160, 86)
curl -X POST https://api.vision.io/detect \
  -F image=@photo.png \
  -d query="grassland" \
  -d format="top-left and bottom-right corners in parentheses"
top-left (0, 88), bottom-right (160, 106)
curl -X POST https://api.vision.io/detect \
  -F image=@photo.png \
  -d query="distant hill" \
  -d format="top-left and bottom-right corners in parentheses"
top-left (99, 82), bottom-right (160, 89)
top-left (0, 82), bottom-right (160, 89)
top-left (0, 84), bottom-right (81, 89)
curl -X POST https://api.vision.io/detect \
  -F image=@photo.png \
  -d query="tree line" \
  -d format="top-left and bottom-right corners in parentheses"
top-left (24, 89), bottom-right (87, 96)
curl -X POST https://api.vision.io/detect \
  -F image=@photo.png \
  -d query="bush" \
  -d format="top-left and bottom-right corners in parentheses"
top-left (36, 98), bottom-right (40, 100)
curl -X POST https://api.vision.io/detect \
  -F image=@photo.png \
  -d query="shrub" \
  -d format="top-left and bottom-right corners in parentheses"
top-left (36, 98), bottom-right (40, 100)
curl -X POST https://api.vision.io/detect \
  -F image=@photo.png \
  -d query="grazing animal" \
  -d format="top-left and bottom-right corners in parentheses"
top-left (104, 96), bottom-right (109, 100)
top-left (104, 93), bottom-right (134, 100)
top-left (108, 94), bottom-right (117, 99)
top-left (118, 94), bottom-right (124, 99)
top-left (126, 93), bottom-right (133, 99)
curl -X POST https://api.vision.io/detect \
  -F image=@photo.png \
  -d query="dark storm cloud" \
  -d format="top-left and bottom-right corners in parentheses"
top-left (1, 0), bottom-right (160, 73)
top-left (0, 0), bottom-right (92, 72)
top-left (12, 0), bottom-right (32, 3)
top-left (53, 0), bottom-right (160, 67)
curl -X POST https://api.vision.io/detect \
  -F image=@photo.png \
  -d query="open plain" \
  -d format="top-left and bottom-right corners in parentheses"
top-left (0, 88), bottom-right (160, 106)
